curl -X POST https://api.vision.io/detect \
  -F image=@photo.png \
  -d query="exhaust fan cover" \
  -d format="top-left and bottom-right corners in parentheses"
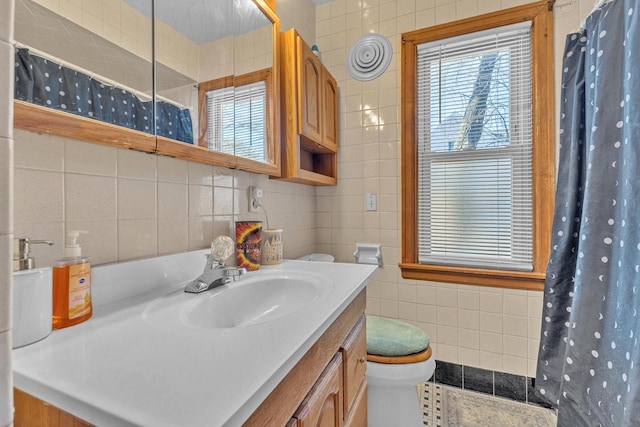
top-left (347, 33), bottom-right (393, 81)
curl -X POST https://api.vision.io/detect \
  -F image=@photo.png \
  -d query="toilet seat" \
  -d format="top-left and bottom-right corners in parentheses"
top-left (366, 314), bottom-right (430, 358)
top-left (367, 345), bottom-right (432, 364)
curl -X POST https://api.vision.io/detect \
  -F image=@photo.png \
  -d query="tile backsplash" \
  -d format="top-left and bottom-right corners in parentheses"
top-left (13, 129), bottom-right (317, 268)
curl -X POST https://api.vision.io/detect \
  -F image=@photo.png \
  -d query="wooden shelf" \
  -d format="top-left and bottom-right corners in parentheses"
top-left (14, 100), bottom-right (156, 153)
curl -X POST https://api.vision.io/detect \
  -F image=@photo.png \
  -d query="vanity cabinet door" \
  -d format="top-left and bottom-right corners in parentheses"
top-left (293, 353), bottom-right (344, 427)
top-left (297, 38), bottom-right (323, 144)
top-left (14, 388), bottom-right (93, 427)
top-left (340, 315), bottom-right (367, 418)
top-left (344, 381), bottom-right (367, 427)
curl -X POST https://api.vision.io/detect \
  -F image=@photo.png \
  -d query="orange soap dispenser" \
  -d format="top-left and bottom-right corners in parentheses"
top-left (52, 231), bottom-right (92, 329)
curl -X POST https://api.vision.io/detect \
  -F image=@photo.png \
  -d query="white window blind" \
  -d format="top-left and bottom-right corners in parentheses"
top-left (206, 80), bottom-right (267, 162)
top-left (416, 21), bottom-right (533, 271)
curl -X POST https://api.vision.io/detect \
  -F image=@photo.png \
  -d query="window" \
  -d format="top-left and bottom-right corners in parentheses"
top-left (400, 1), bottom-right (555, 289)
top-left (197, 68), bottom-right (276, 171)
top-left (206, 80), bottom-right (267, 162)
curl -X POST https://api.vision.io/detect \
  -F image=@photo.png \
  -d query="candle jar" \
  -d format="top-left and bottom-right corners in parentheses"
top-left (235, 221), bottom-right (262, 271)
top-left (260, 229), bottom-right (283, 265)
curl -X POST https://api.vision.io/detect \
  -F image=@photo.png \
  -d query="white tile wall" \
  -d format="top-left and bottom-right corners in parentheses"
top-left (316, 0), bottom-right (597, 377)
top-left (278, 0), bottom-right (316, 46)
top-left (13, 129), bottom-right (318, 268)
top-left (0, 331), bottom-right (13, 427)
top-left (1, 1), bottom-right (13, 425)
top-left (0, 42), bottom-right (14, 142)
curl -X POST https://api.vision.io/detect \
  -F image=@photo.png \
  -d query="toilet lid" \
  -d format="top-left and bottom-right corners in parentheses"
top-left (366, 315), bottom-right (430, 357)
top-left (297, 253), bottom-right (335, 262)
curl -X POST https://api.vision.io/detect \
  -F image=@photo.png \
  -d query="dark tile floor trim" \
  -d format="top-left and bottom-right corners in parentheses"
top-left (429, 360), bottom-right (556, 409)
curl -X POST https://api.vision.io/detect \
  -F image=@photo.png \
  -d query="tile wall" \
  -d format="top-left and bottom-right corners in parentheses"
top-left (0, 0), bottom-right (14, 424)
top-left (12, 129), bottom-right (317, 268)
top-left (314, 0), bottom-right (597, 378)
top-left (29, 0), bottom-right (155, 64)
top-left (278, 0), bottom-right (317, 46)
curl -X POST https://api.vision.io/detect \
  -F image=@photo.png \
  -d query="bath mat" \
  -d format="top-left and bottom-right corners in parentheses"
top-left (420, 382), bottom-right (557, 427)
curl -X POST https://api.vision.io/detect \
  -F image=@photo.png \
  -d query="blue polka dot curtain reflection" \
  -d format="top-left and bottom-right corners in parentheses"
top-left (536, 1), bottom-right (640, 426)
top-left (14, 48), bottom-right (194, 144)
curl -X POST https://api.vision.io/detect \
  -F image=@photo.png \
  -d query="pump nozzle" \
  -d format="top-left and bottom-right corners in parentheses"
top-left (65, 230), bottom-right (88, 258)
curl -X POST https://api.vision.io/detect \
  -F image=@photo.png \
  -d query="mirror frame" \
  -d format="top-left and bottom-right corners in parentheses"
top-left (13, 0), bottom-right (281, 177)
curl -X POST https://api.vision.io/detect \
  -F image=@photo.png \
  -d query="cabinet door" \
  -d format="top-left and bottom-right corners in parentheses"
top-left (293, 353), bottom-right (344, 427)
top-left (14, 389), bottom-right (93, 427)
top-left (340, 315), bottom-right (367, 416)
top-left (297, 38), bottom-right (323, 144)
top-left (344, 381), bottom-right (367, 427)
top-left (322, 68), bottom-right (338, 152)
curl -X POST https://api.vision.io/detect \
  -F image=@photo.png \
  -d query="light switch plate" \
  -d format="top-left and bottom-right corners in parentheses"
top-left (366, 193), bottom-right (377, 211)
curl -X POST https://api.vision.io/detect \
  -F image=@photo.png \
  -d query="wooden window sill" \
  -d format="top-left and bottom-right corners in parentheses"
top-left (399, 263), bottom-right (545, 291)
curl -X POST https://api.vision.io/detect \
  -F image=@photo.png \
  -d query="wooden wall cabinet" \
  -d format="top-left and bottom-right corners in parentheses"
top-left (279, 29), bottom-right (338, 186)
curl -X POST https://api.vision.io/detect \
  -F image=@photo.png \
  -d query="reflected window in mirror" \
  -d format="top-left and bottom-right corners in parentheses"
top-left (200, 69), bottom-right (272, 163)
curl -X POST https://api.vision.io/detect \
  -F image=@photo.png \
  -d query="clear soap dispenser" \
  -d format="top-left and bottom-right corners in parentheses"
top-left (52, 231), bottom-right (92, 329)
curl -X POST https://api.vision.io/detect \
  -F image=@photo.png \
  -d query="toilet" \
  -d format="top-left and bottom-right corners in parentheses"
top-left (296, 253), bottom-right (335, 262)
top-left (297, 253), bottom-right (435, 427)
top-left (366, 315), bottom-right (435, 427)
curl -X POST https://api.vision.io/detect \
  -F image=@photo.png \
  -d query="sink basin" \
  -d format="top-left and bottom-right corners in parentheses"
top-left (143, 270), bottom-right (332, 330)
top-left (186, 276), bottom-right (321, 328)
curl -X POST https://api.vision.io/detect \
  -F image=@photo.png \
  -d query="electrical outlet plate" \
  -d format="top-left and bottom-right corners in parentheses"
top-left (249, 186), bottom-right (261, 212)
top-left (366, 193), bottom-right (377, 211)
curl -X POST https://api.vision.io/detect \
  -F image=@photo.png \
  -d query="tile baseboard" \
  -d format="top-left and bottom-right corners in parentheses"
top-left (428, 360), bottom-right (556, 409)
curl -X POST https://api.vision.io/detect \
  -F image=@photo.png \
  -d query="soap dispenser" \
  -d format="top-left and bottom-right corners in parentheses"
top-left (52, 231), bottom-right (92, 329)
top-left (12, 238), bottom-right (54, 348)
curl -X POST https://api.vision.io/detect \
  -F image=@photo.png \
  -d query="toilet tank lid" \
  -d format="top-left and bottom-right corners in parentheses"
top-left (297, 253), bottom-right (335, 262)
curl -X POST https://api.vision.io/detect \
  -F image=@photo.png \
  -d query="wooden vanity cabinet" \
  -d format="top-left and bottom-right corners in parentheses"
top-left (290, 313), bottom-right (367, 427)
top-left (14, 389), bottom-right (93, 427)
top-left (279, 28), bottom-right (338, 185)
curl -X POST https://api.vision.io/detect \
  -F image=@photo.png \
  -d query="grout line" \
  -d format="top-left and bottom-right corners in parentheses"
top-left (492, 369), bottom-right (496, 396)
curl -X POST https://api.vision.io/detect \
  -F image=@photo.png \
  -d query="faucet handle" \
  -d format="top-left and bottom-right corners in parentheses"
top-left (211, 236), bottom-right (235, 264)
top-left (229, 267), bottom-right (246, 280)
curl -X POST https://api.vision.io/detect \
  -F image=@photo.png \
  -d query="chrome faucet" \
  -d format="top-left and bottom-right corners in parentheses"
top-left (185, 254), bottom-right (247, 293)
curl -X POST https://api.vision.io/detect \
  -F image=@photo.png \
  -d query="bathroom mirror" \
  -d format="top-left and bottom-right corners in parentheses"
top-left (13, 0), bottom-right (280, 176)
top-left (13, 0), bottom-right (154, 141)
top-left (153, 0), bottom-right (279, 174)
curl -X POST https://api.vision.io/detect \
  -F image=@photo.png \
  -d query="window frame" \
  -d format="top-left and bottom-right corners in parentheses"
top-left (400, 1), bottom-right (555, 290)
top-left (197, 68), bottom-right (276, 174)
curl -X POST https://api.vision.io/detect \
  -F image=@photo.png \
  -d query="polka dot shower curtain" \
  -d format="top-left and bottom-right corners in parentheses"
top-left (536, 1), bottom-right (639, 426)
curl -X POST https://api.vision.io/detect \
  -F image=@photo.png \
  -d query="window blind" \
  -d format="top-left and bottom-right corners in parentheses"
top-left (416, 21), bottom-right (533, 271)
top-left (206, 80), bottom-right (267, 162)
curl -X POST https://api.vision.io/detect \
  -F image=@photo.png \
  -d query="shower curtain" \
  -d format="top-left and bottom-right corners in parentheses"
top-left (536, 0), bottom-right (639, 426)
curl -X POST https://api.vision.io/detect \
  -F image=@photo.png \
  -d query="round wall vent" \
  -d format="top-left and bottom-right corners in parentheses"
top-left (347, 33), bottom-right (393, 82)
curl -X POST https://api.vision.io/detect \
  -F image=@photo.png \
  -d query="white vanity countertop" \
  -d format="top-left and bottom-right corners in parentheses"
top-left (12, 250), bottom-right (378, 426)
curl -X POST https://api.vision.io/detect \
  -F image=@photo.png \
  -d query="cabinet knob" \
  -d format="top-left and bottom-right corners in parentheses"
top-left (358, 356), bottom-right (366, 365)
